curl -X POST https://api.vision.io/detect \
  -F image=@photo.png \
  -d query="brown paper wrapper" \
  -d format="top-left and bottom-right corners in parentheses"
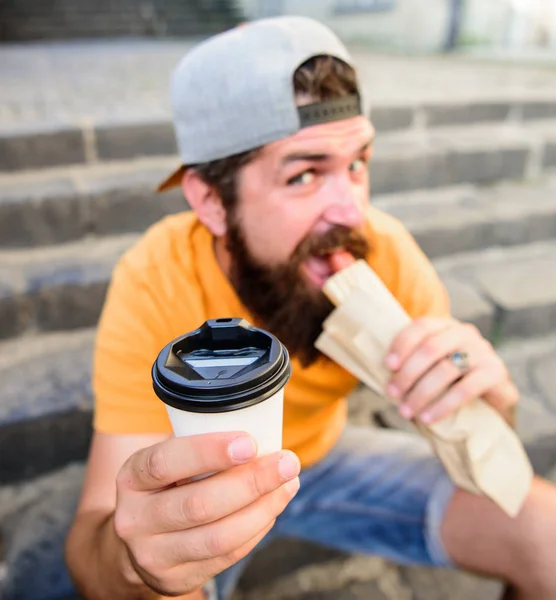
top-left (315, 260), bottom-right (532, 517)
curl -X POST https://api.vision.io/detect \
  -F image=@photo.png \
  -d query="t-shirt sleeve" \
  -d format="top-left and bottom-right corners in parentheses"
top-left (370, 209), bottom-right (451, 320)
top-left (93, 256), bottom-right (174, 435)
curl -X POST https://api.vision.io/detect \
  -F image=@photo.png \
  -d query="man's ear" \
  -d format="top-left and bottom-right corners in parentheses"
top-left (181, 169), bottom-right (227, 237)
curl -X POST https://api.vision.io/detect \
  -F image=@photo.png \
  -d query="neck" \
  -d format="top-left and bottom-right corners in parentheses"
top-left (213, 235), bottom-right (232, 279)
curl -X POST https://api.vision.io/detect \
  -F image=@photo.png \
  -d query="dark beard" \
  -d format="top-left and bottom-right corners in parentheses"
top-left (226, 219), bottom-right (371, 368)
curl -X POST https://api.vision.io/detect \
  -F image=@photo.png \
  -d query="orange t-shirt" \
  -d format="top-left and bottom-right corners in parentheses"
top-left (93, 207), bottom-right (450, 467)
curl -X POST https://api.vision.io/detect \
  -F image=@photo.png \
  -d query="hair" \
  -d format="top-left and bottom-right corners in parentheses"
top-left (191, 55), bottom-right (359, 211)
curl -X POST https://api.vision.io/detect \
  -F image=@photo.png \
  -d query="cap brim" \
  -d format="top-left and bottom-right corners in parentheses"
top-left (157, 164), bottom-right (187, 192)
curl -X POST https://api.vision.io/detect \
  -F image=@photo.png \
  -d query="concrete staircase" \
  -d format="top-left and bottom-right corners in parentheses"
top-left (0, 0), bottom-right (243, 42)
top-left (2, 98), bottom-right (556, 600)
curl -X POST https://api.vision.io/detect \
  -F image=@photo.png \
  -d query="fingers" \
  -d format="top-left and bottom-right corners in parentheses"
top-left (420, 360), bottom-right (507, 423)
top-left (119, 432), bottom-right (258, 492)
top-left (397, 357), bottom-right (464, 420)
top-left (149, 521), bottom-right (276, 595)
top-left (142, 450), bottom-right (300, 534)
top-left (202, 520), bottom-right (275, 580)
top-left (386, 317), bottom-right (451, 371)
top-left (387, 324), bottom-right (470, 401)
top-left (386, 319), bottom-right (515, 424)
top-left (148, 476), bottom-right (300, 567)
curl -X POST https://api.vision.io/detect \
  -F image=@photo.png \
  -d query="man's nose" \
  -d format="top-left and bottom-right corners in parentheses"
top-left (321, 179), bottom-right (367, 229)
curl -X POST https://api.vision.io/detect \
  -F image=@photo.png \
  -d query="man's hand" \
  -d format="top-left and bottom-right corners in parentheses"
top-left (385, 317), bottom-right (519, 424)
top-left (114, 433), bottom-right (300, 597)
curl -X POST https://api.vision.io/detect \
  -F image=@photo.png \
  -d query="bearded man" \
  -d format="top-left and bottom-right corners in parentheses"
top-left (66, 16), bottom-right (556, 600)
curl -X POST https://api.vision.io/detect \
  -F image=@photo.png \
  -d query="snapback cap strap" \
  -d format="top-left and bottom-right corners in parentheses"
top-left (297, 94), bottom-right (362, 129)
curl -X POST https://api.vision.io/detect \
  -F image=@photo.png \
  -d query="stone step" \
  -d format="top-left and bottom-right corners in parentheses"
top-left (2, 120), bottom-right (556, 247)
top-left (1, 119), bottom-right (556, 232)
top-left (2, 96), bottom-right (556, 172)
top-left (0, 156), bottom-right (184, 249)
top-left (2, 175), bottom-right (556, 341)
top-left (434, 239), bottom-right (556, 340)
top-left (374, 179), bottom-right (556, 260)
top-left (0, 234), bottom-right (137, 339)
top-left (0, 329), bottom-right (95, 485)
top-left (3, 150), bottom-right (556, 253)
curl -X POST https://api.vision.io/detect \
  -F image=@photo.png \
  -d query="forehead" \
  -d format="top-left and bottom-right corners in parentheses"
top-left (260, 116), bottom-right (374, 162)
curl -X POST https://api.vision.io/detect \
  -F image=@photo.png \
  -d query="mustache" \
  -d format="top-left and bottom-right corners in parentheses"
top-left (291, 225), bottom-right (371, 265)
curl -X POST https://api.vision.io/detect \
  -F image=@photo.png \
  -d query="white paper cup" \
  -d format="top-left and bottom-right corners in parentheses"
top-left (152, 318), bottom-right (291, 456)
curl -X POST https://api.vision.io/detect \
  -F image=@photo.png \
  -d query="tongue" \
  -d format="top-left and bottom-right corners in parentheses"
top-left (328, 250), bottom-right (356, 274)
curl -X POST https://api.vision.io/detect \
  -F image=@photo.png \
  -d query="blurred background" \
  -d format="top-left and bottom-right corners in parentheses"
top-left (1, 1), bottom-right (556, 599)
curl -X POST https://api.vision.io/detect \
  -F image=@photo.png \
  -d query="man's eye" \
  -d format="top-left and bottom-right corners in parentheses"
top-left (349, 158), bottom-right (365, 173)
top-left (288, 170), bottom-right (315, 185)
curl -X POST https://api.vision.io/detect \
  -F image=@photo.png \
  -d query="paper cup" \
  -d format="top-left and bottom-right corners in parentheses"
top-left (152, 318), bottom-right (291, 456)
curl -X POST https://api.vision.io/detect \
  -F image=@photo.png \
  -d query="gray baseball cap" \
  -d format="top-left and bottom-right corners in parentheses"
top-left (158, 16), bottom-right (363, 191)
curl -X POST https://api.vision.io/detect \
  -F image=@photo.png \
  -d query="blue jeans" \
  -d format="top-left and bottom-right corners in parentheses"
top-left (207, 424), bottom-right (456, 600)
top-left (2, 426), bottom-right (455, 600)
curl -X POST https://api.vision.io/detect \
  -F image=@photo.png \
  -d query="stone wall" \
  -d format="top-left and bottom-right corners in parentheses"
top-left (0, 0), bottom-right (242, 42)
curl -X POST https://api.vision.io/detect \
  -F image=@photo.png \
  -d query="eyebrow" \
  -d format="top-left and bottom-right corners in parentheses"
top-left (280, 135), bottom-right (375, 166)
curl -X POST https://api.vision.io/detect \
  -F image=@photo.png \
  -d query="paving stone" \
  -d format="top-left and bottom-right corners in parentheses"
top-left (292, 581), bottom-right (390, 600)
top-left (238, 553), bottom-right (391, 600)
top-left (371, 180), bottom-right (556, 259)
top-left (94, 120), bottom-right (177, 161)
top-left (238, 539), bottom-right (347, 592)
top-left (0, 157), bottom-right (184, 248)
top-left (543, 141), bottom-right (556, 167)
top-left (424, 102), bottom-right (511, 127)
top-left (0, 408), bottom-right (92, 485)
top-left (0, 235), bottom-right (136, 336)
top-left (5, 40), bottom-right (556, 129)
top-left (80, 167), bottom-right (186, 237)
top-left (532, 349), bottom-right (556, 414)
top-left (398, 566), bottom-right (502, 600)
top-left (375, 186), bottom-right (493, 259)
top-left (0, 329), bottom-right (94, 427)
top-left (441, 277), bottom-right (495, 338)
top-left (369, 106), bottom-right (414, 132)
top-left (447, 146), bottom-right (528, 185)
top-left (522, 100), bottom-right (556, 121)
top-left (516, 395), bottom-right (556, 476)
top-left (0, 285), bottom-right (27, 340)
top-left (371, 122), bottom-right (533, 195)
top-left (0, 125), bottom-right (86, 172)
top-left (499, 335), bottom-right (556, 473)
top-left (486, 184), bottom-right (556, 246)
top-left (0, 330), bottom-right (92, 483)
top-left (0, 178), bottom-right (79, 248)
top-left (472, 247), bottom-right (556, 338)
top-left (0, 463), bottom-right (84, 600)
top-left (371, 148), bottom-right (451, 194)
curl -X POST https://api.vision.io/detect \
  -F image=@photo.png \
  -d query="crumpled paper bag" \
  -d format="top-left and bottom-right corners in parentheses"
top-left (315, 260), bottom-right (533, 517)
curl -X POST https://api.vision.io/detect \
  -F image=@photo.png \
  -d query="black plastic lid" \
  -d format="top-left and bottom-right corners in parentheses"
top-left (152, 318), bottom-right (291, 413)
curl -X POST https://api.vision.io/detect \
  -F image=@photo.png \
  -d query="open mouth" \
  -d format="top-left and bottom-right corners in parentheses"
top-left (301, 249), bottom-right (356, 289)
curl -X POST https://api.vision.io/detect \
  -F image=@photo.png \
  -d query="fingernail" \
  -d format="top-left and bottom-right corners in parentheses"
top-left (285, 477), bottom-right (300, 496)
top-left (386, 354), bottom-right (399, 370)
top-left (420, 412), bottom-right (433, 423)
top-left (228, 436), bottom-right (257, 462)
top-left (387, 384), bottom-right (400, 399)
top-left (279, 452), bottom-right (301, 481)
top-left (399, 404), bottom-right (413, 419)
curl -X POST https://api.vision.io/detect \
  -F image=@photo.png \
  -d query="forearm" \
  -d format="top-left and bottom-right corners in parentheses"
top-left (66, 509), bottom-right (160, 600)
